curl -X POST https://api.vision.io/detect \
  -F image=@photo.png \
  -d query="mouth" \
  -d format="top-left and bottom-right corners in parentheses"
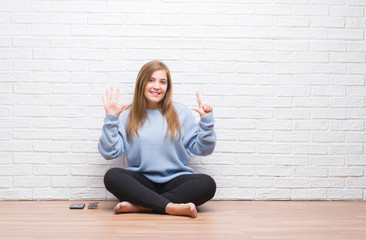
top-left (150, 91), bottom-right (161, 97)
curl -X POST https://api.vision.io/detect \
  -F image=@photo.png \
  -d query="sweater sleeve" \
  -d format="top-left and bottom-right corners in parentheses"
top-left (98, 113), bottom-right (126, 160)
top-left (183, 111), bottom-right (216, 156)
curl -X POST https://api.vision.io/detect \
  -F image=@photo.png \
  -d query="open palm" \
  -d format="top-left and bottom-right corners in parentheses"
top-left (102, 86), bottom-right (129, 116)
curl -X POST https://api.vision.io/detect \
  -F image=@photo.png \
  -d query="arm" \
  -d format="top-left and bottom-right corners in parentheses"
top-left (185, 111), bottom-right (216, 156)
top-left (184, 92), bottom-right (216, 156)
top-left (98, 86), bottom-right (129, 160)
top-left (98, 113), bottom-right (126, 160)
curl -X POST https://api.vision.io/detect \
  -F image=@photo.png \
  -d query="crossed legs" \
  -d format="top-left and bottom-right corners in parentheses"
top-left (103, 168), bottom-right (216, 218)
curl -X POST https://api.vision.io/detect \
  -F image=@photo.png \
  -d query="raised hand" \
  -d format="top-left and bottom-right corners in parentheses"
top-left (102, 86), bottom-right (129, 116)
top-left (192, 91), bottom-right (213, 117)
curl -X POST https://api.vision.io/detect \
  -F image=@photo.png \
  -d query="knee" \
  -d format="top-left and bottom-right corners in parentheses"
top-left (103, 167), bottom-right (121, 189)
top-left (200, 174), bottom-right (216, 200)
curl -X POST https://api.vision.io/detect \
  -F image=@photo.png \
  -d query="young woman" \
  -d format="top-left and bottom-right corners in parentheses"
top-left (98, 60), bottom-right (216, 218)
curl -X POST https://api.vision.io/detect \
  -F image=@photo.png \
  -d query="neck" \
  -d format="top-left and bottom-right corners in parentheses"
top-left (146, 102), bottom-right (159, 109)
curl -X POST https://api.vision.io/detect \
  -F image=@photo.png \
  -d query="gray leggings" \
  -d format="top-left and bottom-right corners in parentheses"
top-left (104, 168), bottom-right (216, 213)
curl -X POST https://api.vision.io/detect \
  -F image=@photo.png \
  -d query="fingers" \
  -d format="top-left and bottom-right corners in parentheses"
top-left (106, 86), bottom-right (119, 101)
top-left (202, 104), bottom-right (213, 113)
top-left (121, 104), bottom-right (130, 111)
top-left (192, 108), bottom-right (204, 116)
top-left (109, 86), bottom-right (114, 100)
top-left (115, 87), bottom-right (120, 101)
top-left (196, 91), bottom-right (202, 107)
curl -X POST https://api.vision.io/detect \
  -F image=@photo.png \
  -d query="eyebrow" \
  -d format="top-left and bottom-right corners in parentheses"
top-left (150, 77), bottom-right (167, 81)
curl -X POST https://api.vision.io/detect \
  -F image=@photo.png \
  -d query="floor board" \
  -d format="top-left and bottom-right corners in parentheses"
top-left (0, 201), bottom-right (365, 239)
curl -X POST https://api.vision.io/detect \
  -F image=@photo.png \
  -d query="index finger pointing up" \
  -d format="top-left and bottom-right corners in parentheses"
top-left (196, 91), bottom-right (202, 107)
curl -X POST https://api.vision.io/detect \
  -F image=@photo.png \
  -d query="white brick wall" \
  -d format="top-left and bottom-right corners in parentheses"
top-left (0, 0), bottom-right (365, 201)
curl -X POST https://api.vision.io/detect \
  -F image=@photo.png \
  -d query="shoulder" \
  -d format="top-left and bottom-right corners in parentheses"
top-left (173, 102), bottom-right (198, 125)
top-left (173, 102), bottom-right (191, 116)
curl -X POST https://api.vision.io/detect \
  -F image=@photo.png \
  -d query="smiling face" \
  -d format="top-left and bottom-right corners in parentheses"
top-left (144, 69), bottom-right (168, 109)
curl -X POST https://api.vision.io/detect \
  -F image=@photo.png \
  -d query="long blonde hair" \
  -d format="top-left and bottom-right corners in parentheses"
top-left (126, 60), bottom-right (181, 141)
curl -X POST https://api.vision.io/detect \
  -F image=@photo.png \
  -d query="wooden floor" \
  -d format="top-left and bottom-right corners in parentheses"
top-left (0, 201), bottom-right (366, 240)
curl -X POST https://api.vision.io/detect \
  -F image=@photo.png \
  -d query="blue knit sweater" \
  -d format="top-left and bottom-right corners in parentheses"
top-left (98, 103), bottom-right (216, 183)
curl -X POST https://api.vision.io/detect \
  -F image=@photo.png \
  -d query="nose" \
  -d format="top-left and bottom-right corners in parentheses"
top-left (152, 81), bottom-right (160, 89)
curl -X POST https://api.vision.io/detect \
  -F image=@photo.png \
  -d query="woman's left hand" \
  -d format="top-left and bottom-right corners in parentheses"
top-left (192, 92), bottom-right (213, 117)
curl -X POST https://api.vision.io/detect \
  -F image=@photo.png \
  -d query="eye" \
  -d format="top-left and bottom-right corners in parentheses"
top-left (161, 80), bottom-right (167, 84)
top-left (149, 79), bottom-right (153, 82)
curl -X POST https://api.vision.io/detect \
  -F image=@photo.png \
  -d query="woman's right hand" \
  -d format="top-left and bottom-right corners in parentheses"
top-left (102, 86), bottom-right (130, 116)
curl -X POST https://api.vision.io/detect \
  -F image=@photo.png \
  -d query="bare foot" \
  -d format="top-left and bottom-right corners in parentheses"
top-left (113, 201), bottom-right (152, 214)
top-left (165, 202), bottom-right (197, 218)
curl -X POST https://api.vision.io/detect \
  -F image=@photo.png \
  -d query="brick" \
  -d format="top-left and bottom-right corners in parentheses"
top-left (312, 109), bottom-right (346, 119)
top-left (0, 37), bottom-right (11, 47)
top-left (50, 13), bottom-right (86, 24)
top-left (272, 156), bottom-right (309, 166)
top-left (32, 24), bottom-right (70, 36)
top-left (52, 176), bottom-right (88, 188)
top-left (330, 97), bottom-right (364, 108)
top-left (327, 189), bottom-right (362, 200)
top-left (0, 48), bottom-right (32, 59)
top-left (330, 167), bottom-right (363, 177)
top-left (274, 131), bottom-right (311, 142)
top-left (13, 106), bottom-right (50, 117)
top-left (0, 165), bottom-right (32, 176)
top-left (13, 130), bottom-right (50, 140)
top-left (218, 188), bottom-right (255, 200)
top-left (237, 154), bottom-right (273, 165)
top-left (33, 165), bottom-right (70, 176)
top-left (13, 37), bottom-right (50, 48)
top-left (71, 50), bottom-right (106, 60)
top-left (33, 141), bottom-right (71, 153)
top-left (237, 177), bottom-right (273, 188)
top-left (311, 178), bottom-right (344, 188)
top-left (256, 167), bottom-right (292, 177)
top-left (257, 144), bottom-right (292, 154)
top-left (293, 144), bottom-right (328, 155)
top-left (312, 132), bottom-right (345, 143)
top-left (256, 189), bottom-right (291, 200)
top-left (292, 189), bottom-right (327, 200)
top-left (33, 49), bottom-right (70, 60)
top-left (330, 120), bottom-right (364, 131)
top-left (0, 189), bottom-right (32, 200)
top-left (13, 152), bottom-right (50, 164)
top-left (275, 17), bottom-right (309, 27)
top-left (346, 178), bottom-right (366, 188)
top-left (12, 13), bottom-right (48, 23)
top-left (310, 17), bottom-right (345, 28)
top-left (219, 166), bottom-right (255, 176)
top-left (294, 52), bottom-right (329, 63)
top-left (13, 176), bottom-right (51, 188)
top-left (274, 178), bottom-right (310, 188)
top-left (33, 188), bottom-right (70, 200)
top-left (51, 107), bottom-right (88, 118)
top-left (294, 167), bottom-right (328, 177)
top-left (330, 6), bottom-right (364, 17)
top-left (0, 177), bottom-right (12, 188)
top-left (330, 53), bottom-right (365, 63)
top-left (293, 97), bottom-right (329, 108)
top-left (13, 60), bottom-right (49, 71)
top-left (346, 132), bottom-right (366, 143)
top-left (51, 38), bottom-right (87, 48)
top-left (275, 109), bottom-right (311, 119)
top-left (329, 144), bottom-right (363, 154)
top-left (0, 152), bottom-right (12, 164)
